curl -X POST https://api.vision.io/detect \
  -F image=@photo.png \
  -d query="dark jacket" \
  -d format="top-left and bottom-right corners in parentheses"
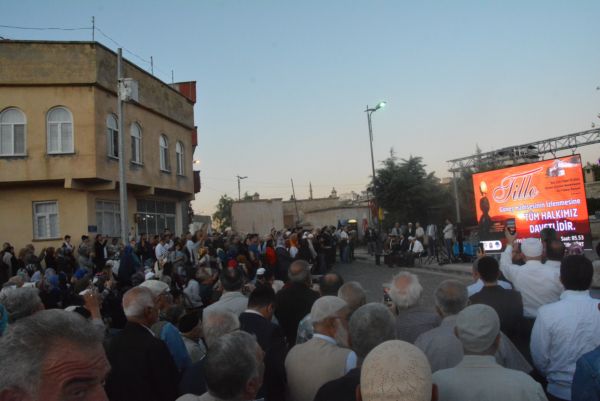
top-left (275, 283), bottom-right (319, 345)
top-left (314, 367), bottom-right (361, 401)
top-left (240, 311), bottom-right (288, 401)
top-left (469, 285), bottom-right (524, 341)
top-left (93, 240), bottom-right (107, 270)
top-left (178, 359), bottom-right (207, 397)
top-left (104, 322), bottom-right (179, 401)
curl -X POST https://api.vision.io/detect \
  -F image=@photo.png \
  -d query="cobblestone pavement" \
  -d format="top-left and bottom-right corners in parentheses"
top-left (330, 249), bottom-right (472, 311)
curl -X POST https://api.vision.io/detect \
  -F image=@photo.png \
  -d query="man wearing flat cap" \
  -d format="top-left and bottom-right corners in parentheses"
top-left (433, 304), bottom-right (547, 401)
top-left (285, 296), bottom-right (356, 401)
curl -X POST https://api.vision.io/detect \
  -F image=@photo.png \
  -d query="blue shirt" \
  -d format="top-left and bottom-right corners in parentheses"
top-left (572, 345), bottom-right (600, 401)
top-left (159, 322), bottom-right (192, 371)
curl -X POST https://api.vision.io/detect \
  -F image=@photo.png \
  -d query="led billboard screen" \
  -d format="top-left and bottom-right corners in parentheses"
top-left (472, 155), bottom-right (591, 250)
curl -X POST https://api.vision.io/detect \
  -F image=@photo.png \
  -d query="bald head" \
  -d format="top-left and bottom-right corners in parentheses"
top-left (289, 260), bottom-right (311, 285)
top-left (360, 340), bottom-right (432, 401)
top-left (319, 272), bottom-right (344, 296)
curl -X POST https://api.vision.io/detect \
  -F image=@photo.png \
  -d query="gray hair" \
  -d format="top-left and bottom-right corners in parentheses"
top-left (349, 303), bottom-right (396, 358)
top-left (202, 309), bottom-right (240, 348)
top-left (0, 286), bottom-right (43, 323)
top-left (434, 280), bottom-right (468, 316)
top-left (123, 286), bottom-right (155, 318)
top-left (0, 309), bottom-right (104, 396)
top-left (338, 282), bottom-right (367, 312)
top-left (289, 260), bottom-right (310, 284)
top-left (388, 272), bottom-right (423, 310)
top-left (204, 331), bottom-right (261, 399)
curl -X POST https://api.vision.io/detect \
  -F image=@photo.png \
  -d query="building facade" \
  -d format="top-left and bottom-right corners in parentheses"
top-left (0, 41), bottom-right (199, 249)
top-left (231, 199), bottom-right (284, 236)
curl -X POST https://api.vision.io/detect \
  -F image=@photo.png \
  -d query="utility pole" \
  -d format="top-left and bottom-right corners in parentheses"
top-left (291, 178), bottom-right (300, 226)
top-left (150, 56), bottom-right (154, 75)
top-left (309, 181), bottom-right (313, 199)
top-left (236, 175), bottom-right (247, 200)
top-left (92, 16), bottom-right (95, 41)
top-left (117, 49), bottom-right (128, 244)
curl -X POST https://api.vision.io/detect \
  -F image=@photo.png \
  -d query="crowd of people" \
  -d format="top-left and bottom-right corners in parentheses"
top-left (0, 224), bottom-right (600, 401)
top-left (374, 220), bottom-right (456, 267)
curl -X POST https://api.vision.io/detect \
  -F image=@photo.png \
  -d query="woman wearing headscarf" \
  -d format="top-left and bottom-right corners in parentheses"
top-left (117, 240), bottom-right (142, 285)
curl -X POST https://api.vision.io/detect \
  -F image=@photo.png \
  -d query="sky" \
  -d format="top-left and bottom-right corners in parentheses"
top-left (3, 1), bottom-right (600, 215)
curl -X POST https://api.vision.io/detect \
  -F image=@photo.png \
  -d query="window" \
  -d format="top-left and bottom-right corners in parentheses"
top-left (96, 200), bottom-right (121, 237)
top-left (159, 135), bottom-right (169, 171)
top-left (47, 107), bottom-right (74, 154)
top-left (131, 123), bottom-right (142, 164)
top-left (107, 114), bottom-right (119, 158)
top-left (0, 108), bottom-right (26, 156)
top-left (136, 199), bottom-right (176, 235)
top-left (176, 141), bottom-right (184, 175)
top-left (33, 201), bottom-right (59, 239)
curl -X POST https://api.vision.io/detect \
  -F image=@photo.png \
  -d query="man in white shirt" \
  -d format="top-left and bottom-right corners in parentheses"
top-left (531, 255), bottom-right (600, 401)
top-left (443, 219), bottom-right (454, 261)
top-left (500, 231), bottom-right (563, 319)
top-left (186, 232), bottom-right (201, 265)
top-left (155, 236), bottom-right (169, 262)
top-left (390, 222), bottom-right (402, 237)
top-left (433, 304), bottom-right (546, 401)
top-left (407, 236), bottom-right (424, 266)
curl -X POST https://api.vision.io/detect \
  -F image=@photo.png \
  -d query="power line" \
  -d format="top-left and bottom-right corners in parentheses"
top-left (95, 26), bottom-right (151, 65)
top-left (0, 24), bottom-right (92, 31)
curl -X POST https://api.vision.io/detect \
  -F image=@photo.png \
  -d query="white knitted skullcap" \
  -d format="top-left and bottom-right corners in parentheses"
top-left (360, 340), bottom-right (432, 401)
top-left (521, 238), bottom-right (543, 258)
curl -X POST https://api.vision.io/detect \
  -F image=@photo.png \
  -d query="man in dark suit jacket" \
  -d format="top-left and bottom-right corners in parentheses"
top-left (93, 234), bottom-right (108, 272)
top-left (469, 256), bottom-right (524, 342)
top-left (105, 286), bottom-right (179, 401)
top-left (240, 285), bottom-right (288, 401)
top-left (275, 260), bottom-right (319, 345)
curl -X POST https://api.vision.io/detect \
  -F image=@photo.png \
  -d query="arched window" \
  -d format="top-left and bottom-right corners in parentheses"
top-left (106, 114), bottom-right (118, 158)
top-left (0, 108), bottom-right (26, 156)
top-left (47, 107), bottom-right (74, 154)
top-left (176, 141), bottom-right (184, 175)
top-left (130, 123), bottom-right (142, 164)
top-left (159, 135), bottom-right (169, 171)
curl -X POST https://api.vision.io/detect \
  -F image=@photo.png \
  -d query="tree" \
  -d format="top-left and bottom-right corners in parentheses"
top-left (212, 195), bottom-right (233, 231)
top-left (372, 154), bottom-right (452, 229)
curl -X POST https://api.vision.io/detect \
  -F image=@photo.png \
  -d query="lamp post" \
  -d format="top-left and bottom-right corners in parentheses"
top-left (236, 175), bottom-right (248, 200)
top-left (365, 101), bottom-right (386, 250)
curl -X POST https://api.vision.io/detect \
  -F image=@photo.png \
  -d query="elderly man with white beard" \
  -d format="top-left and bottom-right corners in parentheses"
top-left (285, 296), bottom-right (356, 401)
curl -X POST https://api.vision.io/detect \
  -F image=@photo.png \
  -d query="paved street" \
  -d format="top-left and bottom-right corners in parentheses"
top-left (330, 248), bottom-right (472, 310)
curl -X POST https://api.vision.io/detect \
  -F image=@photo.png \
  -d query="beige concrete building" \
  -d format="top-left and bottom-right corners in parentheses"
top-left (0, 41), bottom-right (199, 250)
top-left (231, 199), bottom-right (284, 236)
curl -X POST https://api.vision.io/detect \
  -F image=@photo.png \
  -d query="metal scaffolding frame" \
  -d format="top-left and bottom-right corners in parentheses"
top-left (446, 127), bottom-right (600, 222)
top-left (447, 128), bottom-right (600, 173)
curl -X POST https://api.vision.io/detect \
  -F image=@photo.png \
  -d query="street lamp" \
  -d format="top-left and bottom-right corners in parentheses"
top-left (365, 101), bottom-right (386, 250)
top-left (236, 175), bottom-right (248, 200)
